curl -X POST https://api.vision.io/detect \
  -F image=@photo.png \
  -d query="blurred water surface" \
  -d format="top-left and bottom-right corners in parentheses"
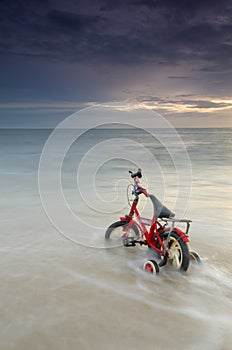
top-left (0, 128), bottom-right (232, 350)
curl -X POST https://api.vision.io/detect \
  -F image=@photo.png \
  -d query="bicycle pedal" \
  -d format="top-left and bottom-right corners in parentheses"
top-left (123, 237), bottom-right (136, 247)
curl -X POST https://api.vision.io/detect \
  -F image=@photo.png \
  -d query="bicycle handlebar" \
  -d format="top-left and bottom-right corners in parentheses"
top-left (129, 168), bottom-right (142, 179)
top-left (129, 169), bottom-right (149, 197)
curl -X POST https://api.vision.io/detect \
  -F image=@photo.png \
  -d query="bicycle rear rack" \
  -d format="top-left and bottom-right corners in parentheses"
top-left (161, 218), bottom-right (192, 235)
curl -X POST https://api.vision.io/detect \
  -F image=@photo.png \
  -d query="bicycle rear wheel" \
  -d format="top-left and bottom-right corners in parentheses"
top-left (161, 231), bottom-right (190, 271)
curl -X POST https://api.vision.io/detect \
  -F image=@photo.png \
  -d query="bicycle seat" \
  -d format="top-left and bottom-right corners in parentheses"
top-left (149, 194), bottom-right (175, 219)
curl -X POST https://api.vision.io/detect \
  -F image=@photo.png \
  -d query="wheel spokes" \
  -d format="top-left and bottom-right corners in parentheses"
top-left (168, 239), bottom-right (182, 268)
top-left (110, 225), bottom-right (136, 241)
top-left (172, 250), bottom-right (182, 268)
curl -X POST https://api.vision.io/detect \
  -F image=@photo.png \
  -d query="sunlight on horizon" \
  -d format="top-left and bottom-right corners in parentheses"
top-left (0, 97), bottom-right (231, 128)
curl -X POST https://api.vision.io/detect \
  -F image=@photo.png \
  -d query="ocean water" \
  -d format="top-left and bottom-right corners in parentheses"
top-left (1, 127), bottom-right (232, 350)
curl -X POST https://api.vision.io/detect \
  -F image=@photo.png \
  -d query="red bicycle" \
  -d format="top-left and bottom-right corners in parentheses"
top-left (105, 169), bottom-right (201, 274)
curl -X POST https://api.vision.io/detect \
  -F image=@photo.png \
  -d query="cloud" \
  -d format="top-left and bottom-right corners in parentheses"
top-left (181, 100), bottom-right (231, 109)
top-left (47, 10), bottom-right (101, 33)
top-left (1, 96), bottom-right (231, 119)
top-left (197, 66), bottom-right (232, 73)
top-left (0, 0), bottom-right (231, 67)
top-left (168, 76), bottom-right (199, 80)
top-left (134, 95), bottom-right (232, 114)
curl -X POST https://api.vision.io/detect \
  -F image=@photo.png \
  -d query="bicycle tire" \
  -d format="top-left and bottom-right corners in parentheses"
top-left (162, 231), bottom-right (190, 271)
top-left (126, 184), bottom-right (134, 207)
top-left (143, 259), bottom-right (159, 274)
top-left (105, 221), bottom-right (140, 241)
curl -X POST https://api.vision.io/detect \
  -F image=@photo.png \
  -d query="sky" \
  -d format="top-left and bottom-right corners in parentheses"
top-left (0, 0), bottom-right (232, 128)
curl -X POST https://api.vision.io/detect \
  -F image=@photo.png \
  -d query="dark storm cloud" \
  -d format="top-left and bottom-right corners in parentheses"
top-left (47, 10), bottom-right (100, 33)
top-left (0, 0), bottom-right (231, 67)
top-left (131, 0), bottom-right (230, 19)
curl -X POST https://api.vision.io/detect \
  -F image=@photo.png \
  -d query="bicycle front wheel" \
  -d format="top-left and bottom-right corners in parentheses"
top-left (127, 184), bottom-right (134, 207)
top-left (105, 221), bottom-right (140, 242)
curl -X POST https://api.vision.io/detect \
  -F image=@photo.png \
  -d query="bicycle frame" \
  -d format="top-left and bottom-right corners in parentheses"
top-left (120, 197), bottom-right (190, 255)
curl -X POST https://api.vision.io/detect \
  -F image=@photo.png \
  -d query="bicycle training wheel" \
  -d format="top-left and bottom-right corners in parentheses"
top-left (189, 251), bottom-right (201, 264)
top-left (143, 260), bottom-right (159, 275)
top-left (105, 221), bottom-right (140, 242)
top-left (127, 184), bottom-right (134, 207)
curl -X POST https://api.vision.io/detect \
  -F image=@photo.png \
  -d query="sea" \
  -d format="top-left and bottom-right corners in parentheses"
top-left (1, 127), bottom-right (232, 350)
